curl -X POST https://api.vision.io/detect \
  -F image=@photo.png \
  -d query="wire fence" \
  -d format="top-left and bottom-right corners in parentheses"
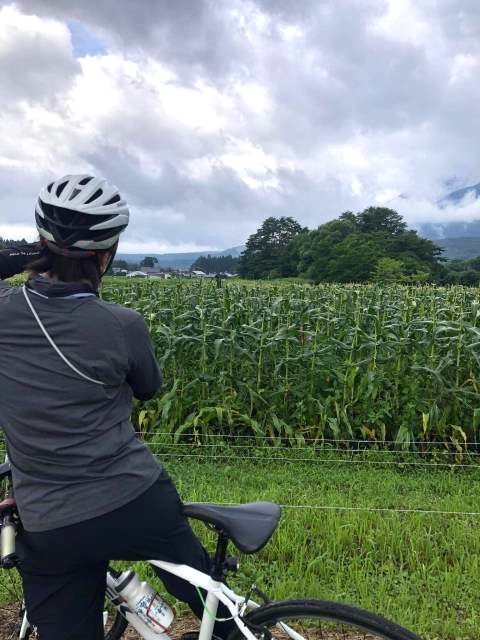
top-left (2, 435), bottom-right (480, 471)
top-left (194, 501), bottom-right (480, 518)
top-left (139, 435), bottom-right (480, 470)
top-left (2, 437), bottom-right (480, 518)
top-left (153, 451), bottom-right (480, 468)
top-left (139, 440), bottom-right (480, 456)
top-left (134, 432), bottom-right (480, 447)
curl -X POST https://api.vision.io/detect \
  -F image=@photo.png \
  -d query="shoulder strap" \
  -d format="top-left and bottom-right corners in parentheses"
top-left (22, 285), bottom-right (106, 386)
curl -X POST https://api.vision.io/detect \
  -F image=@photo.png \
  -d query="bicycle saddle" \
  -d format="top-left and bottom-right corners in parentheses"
top-left (183, 501), bottom-right (281, 554)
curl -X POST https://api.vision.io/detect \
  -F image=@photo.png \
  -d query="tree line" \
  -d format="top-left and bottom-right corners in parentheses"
top-left (237, 208), bottom-right (480, 285)
top-left (0, 237), bottom-right (28, 249)
top-left (190, 254), bottom-right (239, 274)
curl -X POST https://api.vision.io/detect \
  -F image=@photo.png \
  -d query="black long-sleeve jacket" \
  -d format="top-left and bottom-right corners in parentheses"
top-left (0, 246), bottom-right (163, 533)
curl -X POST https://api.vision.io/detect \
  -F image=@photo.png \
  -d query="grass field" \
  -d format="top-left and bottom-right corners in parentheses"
top-left (3, 448), bottom-right (480, 638)
top-left (163, 455), bottom-right (480, 640)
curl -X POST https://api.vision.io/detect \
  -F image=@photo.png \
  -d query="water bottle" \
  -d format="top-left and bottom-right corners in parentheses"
top-left (110, 569), bottom-right (173, 635)
top-left (0, 510), bottom-right (18, 569)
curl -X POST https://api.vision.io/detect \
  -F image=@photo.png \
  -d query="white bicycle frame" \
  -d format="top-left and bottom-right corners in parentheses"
top-left (19, 559), bottom-right (301, 640)
top-left (116, 560), bottom-right (261, 640)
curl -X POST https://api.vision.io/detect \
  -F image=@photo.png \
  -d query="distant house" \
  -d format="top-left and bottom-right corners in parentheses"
top-left (191, 270), bottom-right (206, 278)
top-left (126, 271), bottom-right (148, 278)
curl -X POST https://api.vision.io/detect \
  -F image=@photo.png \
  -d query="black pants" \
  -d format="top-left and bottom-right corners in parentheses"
top-left (17, 470), bottom-right (236, 640)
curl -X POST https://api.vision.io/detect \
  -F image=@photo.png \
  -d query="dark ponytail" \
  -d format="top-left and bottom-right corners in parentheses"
top-left (26, 246), bottom-right (103, 289)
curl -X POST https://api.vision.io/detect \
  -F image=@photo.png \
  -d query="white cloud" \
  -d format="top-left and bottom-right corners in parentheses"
top-left (0, 0), bottom-right (479, 249)
top-left (0, 224), bottom-right (36, 241)
top-left (0, 4), bottom-right (78, 102)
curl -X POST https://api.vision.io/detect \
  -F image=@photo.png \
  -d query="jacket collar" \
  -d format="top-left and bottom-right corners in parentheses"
top-left (26, 274), bottom-right (99, 299)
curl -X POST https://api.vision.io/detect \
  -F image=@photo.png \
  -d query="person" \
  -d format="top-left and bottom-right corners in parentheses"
top-left (0, 175), bottom-right (235, 640)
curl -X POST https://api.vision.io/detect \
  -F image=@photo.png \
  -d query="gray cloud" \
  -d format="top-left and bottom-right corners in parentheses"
top-left (14, 0), bottom-right (251, 82)
top-left (0, 5), bottom-right (79, 104)
top-left (1, 0), bottom-right (479, 251)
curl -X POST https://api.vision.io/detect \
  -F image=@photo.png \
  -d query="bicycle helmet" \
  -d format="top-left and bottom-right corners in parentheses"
top-left (35, 174), bottom-right (129, 256)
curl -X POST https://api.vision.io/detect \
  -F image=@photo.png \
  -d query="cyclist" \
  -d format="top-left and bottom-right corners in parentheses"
top-left (0, 175), bottom-right (234, 640)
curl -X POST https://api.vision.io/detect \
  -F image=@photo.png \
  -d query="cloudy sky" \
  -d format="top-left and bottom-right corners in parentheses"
top-left (0, 0), bottom-right (479, 252)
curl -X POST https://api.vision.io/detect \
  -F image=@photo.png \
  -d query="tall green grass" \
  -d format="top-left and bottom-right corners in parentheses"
top-left (103, 278), bottom-right (480, 449)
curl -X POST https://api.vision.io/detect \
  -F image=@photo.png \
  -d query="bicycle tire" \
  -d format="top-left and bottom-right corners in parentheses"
top-left (227, 599), bottom-right (423, 640)
top-left (104, 610), bottom-right (128, 640)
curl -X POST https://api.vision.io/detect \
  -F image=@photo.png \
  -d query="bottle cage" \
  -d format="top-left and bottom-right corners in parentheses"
top-left (22, 285), bottom-right (106, 386)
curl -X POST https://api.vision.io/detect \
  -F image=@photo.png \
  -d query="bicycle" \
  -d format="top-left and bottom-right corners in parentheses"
top-left (0, 459), bottom-right (423, 640)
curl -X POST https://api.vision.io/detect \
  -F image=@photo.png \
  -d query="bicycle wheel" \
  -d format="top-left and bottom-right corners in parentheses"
top-left (228, 599), bottom-right (422, 640)
top-left (104, 601), bottom-right (128, 640)
top-left (0, 568), bottom-right (128, 640)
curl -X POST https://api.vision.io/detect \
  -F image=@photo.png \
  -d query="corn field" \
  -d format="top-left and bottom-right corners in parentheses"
top-left (102, 278), bottom-right (480, 450)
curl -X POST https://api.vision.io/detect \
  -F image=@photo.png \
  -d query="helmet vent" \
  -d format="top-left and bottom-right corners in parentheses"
top-left (69, 188), bottom-right (81, 200)
top-left (104, 194), bottom-right (121, 205)
top-left (84, 188), bottom-right (103, 204)
top-left (47, 182), bottom-right (54, 193)
top-left (56, 181), bottom-right (68, 197)
top-left (78, 176), bottom-right (94, 186)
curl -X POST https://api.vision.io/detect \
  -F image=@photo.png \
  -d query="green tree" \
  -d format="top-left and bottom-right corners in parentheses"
top-left (320, 234), bottom-right (384, 282)
top-left (191, 255), bottom-right (239, 274)
top-left (112, 259), bottom-right (131, 271)
top-left (291, 207), bottom-right (444, 283)
top-left (470, 256), bottom-right (480, 271)
top-left (373, 257), bottom-right (406, 283)
top-left (356, 207), bottom-right (407, 236)
top-left (140, 256), bottom-right (158, 269)
top-left (457, 270), bottom-right (480, 286)
top-left (239, 217), bottom-right (304, 279)
top-left (296, 218), bottom-right (357, 280)
top-left (0, 237), bottom-right (28, 249)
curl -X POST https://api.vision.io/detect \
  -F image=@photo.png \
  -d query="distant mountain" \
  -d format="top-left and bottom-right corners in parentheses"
top-left (420, 182), bottom-right (480, 241)
top-left (117, 245), bottom-right (245, 269)
top-left (436, 237), bottom-right (480, 261)
top-left (439, 182), bottom-right (480, 207)
top-left (422, 219), bottom-right (480, 240)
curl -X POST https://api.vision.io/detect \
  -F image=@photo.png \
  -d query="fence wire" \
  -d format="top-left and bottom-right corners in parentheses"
top-left (1, 444), bottom-right (480, 470)
top-left (204, 502), bottom-right (480, 518)
top-left (135, 432), bottom-right (480, 447)
top-left (144, 441), bottom-right (480, 456)
top-left (153, 452), bottom-right (480, 468)
top-left (2, 443), bottom-right (480, 517)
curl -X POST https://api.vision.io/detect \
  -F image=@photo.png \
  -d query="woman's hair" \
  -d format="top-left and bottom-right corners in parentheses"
top-left (26, 246), bottom-right (104, 289)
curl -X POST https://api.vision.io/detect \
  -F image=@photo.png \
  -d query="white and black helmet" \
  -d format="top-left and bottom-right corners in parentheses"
top-left (35, 174), bottom-right (129, 254)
